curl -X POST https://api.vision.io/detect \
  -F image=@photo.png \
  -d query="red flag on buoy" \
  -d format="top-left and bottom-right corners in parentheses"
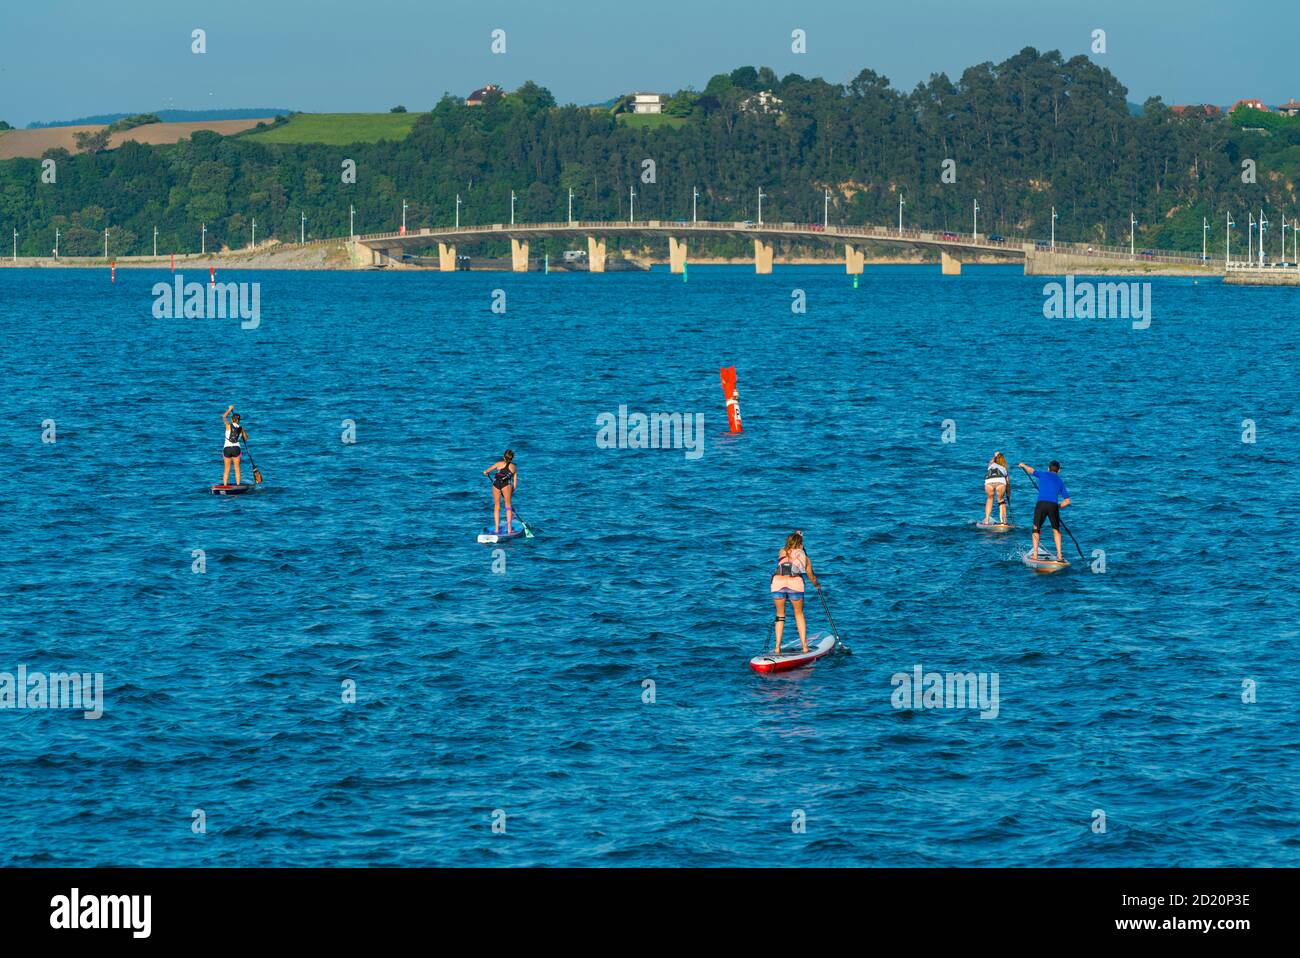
top-left (720, 366), bottom-right (742, 433)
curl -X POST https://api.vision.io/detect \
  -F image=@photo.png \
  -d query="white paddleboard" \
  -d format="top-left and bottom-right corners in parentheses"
top-left (976, 520), bottom-right (1015, 532)
top-left (1022, 551), bottom-right (1070, 573)
top-left (749, 634), bottom-right (836, 674)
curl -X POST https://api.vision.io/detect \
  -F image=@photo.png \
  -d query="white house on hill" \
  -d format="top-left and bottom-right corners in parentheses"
top-left (630, 92), bottom-right (663, 114)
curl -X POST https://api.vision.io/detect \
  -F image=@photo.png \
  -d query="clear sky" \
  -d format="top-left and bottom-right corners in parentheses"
top-left (0, 0), bottom-right (1292, 127)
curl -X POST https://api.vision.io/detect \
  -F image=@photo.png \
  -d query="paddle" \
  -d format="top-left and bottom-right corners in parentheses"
top-left (1019, 465), bottom-right (1084, 561)
top-left (512, 510), bottom-right (535, 539)
top-left (804, 549), bottom-right (848, 653)
top-left (813, 581), bottom-right (847, 652)
top-left (231, 411), bottom-right (262, 484)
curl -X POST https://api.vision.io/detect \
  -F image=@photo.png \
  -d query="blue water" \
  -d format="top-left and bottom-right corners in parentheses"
top-left (2, 264), bottom-right (1297, 866)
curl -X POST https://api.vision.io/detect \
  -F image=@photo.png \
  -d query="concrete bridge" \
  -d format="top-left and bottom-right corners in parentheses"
top-left (349, 219), bottom-right (1221, 275)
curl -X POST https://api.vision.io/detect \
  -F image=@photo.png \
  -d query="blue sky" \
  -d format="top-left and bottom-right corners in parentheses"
top-left (0, 0), bottom-right (1293, 126)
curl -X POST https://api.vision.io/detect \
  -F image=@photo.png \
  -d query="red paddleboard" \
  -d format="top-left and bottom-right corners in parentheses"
top-left (749, 634), bottom-right (836, 674)
top-left (211, 483), bottom-right (257, 496)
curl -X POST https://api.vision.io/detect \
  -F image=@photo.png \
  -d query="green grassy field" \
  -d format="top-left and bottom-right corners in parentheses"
top-left (615, 113), bottom-right (689, 130)
top-left (240, 112), bottom-right (420, 145)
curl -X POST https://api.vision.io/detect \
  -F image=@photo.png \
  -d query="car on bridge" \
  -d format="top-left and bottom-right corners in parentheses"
top-left (941, 231), bottom-right (958, 240)
top-left (988, 233), bottom-right (1005, 242)
top-left (808, 224), bottom-right (825, 232)
top-left (1035, 240), bottom-right (1051, 249)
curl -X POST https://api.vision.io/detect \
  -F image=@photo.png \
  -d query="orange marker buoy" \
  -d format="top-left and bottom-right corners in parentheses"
top-left (111, 261), bottom-right (116, 283)
top-left (209, 266), bottom-right (215, 287)
top-left (720, 366), bottom-right (742, 433)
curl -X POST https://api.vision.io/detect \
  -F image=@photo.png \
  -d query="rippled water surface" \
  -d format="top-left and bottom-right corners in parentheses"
top-left (2, 264), bottom-right (1297, 866)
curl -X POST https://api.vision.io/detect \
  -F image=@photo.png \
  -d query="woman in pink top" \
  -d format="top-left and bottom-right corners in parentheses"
top-left (769, 530), bottom-right (820, 654)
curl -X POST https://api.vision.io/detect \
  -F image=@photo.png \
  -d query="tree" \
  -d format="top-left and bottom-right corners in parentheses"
top-left (513, 81), bottom-right (556, 115)
top-left (664, 90), bottom-right (697, 117)
top-left (391, 105), bottom-right (408, 113)
top-left (73, 129), bottom-right (110, 152)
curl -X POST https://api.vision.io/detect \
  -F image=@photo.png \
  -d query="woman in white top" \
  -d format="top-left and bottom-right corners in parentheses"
top-left (983, 451), bottom-right (1009, 525)
top-left (769, 530), bottom-right (820, 654)
top-left (221, 405), bottom-right (248, 486)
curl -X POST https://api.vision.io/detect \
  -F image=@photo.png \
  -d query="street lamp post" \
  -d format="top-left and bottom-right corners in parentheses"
top-left (349, 206), bottom-right (355, 241)
top-left (12, 228), bottom-right (16, 262)
top-left (1129, 212), bottom-right (1136, 259)
top-left (510, 190), bottom-right (516, 226)
top-left (1225, 212), bottom-right (1233, 267)
top-left (301, 212), bottom-right (305, 245)
top-left (153, 226), bottom-right (158, 257)
top-left (1202, 216), bottom-right (1209, 262)
top-left (251, 218), bottom-right (256, 250)
top-left (692, 187), bottom-right (699, 223)
top-left (568, 188), bottom-right (573, 224)
top-left (758, 187), bottom-right (766, 225)
top-left (1259, 209), bottom-right (1267, 267)
top-left (824, 188), bottom-right (830, 229)
top-left (898, 194), bottom-right (904, 234)
top-left (54, 227), bottom-right (59, 258)
top-left (1051, 206), bottom-right (1057, 249)
top-left (401, 200), bottom-right (407, 234)
top-left (1248, 212), bottom-right (1254, 263)
top-left (104, 227), bottom-right (109, 259)
top-left (456, 194), bottom-right (461, 229)
top-left (973, 198), bottom-right (979, 239)
top-left (202, 223), bottom-right (207, 255)
top-left (629, 186), bottom-right (635, 222)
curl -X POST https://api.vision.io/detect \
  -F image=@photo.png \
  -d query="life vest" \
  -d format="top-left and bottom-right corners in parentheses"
top-left (775, 548), bottom-right (807, 577)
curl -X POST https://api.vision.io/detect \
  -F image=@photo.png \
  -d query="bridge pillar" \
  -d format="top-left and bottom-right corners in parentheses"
top-left (511, 238), bottom-right (530, 272)
top-left (375, 246), bottom-right (405, 268)
top-left (438, 242), bottom-right (457, 272)
top-left (845, 243), bottom-right (865, 274)
top-left (669, 236), bottom-right (687, 273)
top-left (941, 250), bottom-right (962, 276)
top-left (348, 242), bottom-right (376, 267)
top-left (754, 238), bottom-right (774, 274)
top-left (587, 235), bottom-right (607, 272)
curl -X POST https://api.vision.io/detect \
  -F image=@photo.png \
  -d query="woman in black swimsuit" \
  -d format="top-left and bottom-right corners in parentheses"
top-left (221, 404), bottom-right (248, 486)
top-left (481, 450), bottom-right (517, 535)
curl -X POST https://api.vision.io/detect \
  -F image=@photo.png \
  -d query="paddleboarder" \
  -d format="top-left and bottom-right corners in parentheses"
top-left (770, 530), bottom-right (821, 655)
top-left (482, 450), bottom-right (518, 535)
top-left (983, 451), bottom-right (1010, 525)
top-left (1018, 461), bottom-right (1071, 562)
top-left (221, 405), bottom-right (249, 486)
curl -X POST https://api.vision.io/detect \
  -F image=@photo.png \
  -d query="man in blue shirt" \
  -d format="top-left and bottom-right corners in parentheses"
top-left (1018, 460), bottom-right (1071, 561)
